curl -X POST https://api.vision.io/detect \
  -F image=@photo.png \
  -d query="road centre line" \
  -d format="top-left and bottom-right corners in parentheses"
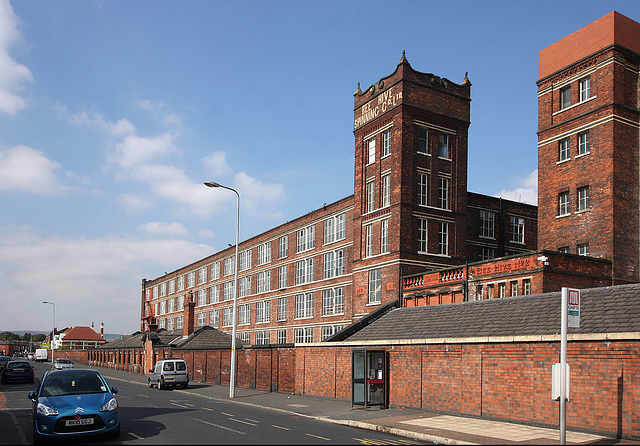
top-left (306, 432), bottom-right (331, 440)
top-left (229, 418), bottom-right (257, 426)
top-left (194, 418), bottom-right (246, 435)
top-left (271, 424), bottom-right (290, 430)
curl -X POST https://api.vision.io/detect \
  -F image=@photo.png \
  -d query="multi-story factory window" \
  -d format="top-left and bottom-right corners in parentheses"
top-left (277, 297), bottom-right (287, 321)
top-left (578, 131), bottom-right (590, 155)
top-left (197, 289), bottom-right (206, 307)
top-left (578, 243), bottom-right (590, 256)
top-left (196, 312), bottom-right (206, 327)
top-left (324, 213), bottom-right (345, 244)
top-left (324, 249), bottom-right (345, 278)
top-left (167, 297), bottom-right (174, 313)
top-left (210, 284), bottom-right (220, 303)
top-left (187, 271), bottom-right (195, 288)
top-left (238, 332), bottom-right (250, 343)
top-left (480, 210), bottom-right (495, 238)
top-left (177, 275), bottom-right (184, 291)
top-left (176, 316), bottom-right (183, 330)
top-left (210, 261), bottom-right (220, 281)
top-left (365, 224), bottom-right (373, 257)
top-left (210, 309), bottom-right (219, 328)
top-left (223, 281), bottom-right (235, 301)
top-left (368, 139), bottom-right (375, 164)
top-left (511, 281), bottom-right (518, 297)
top-left (256, 300), bottom-right (270, 323)
top-left (321, 325), bottom-right (343, 340)
top-left (418, 172), bottom-right (429, 206)
top-left (198, 266), bottom-right (207, 285)
top-left (222, 307), bottom-right (232, 327)
top-left (560, 85), bottom-right (571, 109)
top-left (255, 331), bottom-right (269, 345)
top-left (366, 180), bottom-right (375, 213)
top-left (438, 177), bottom-right (449, 209)
top-left (510, 217), bottom-right (525, 243)
top-left (167, 318), bottom-right (174, 330)
top-left (499, 282), bottom-right (506, 298)
top-left (558, 191), bottom-right (570, 216)
top-left (418, 218), bottom-right (428, 253)
top-left (439, 222), bottom-right (449, 256)
top-left (160, 282), bottom-right (166, 297)
top-left (239, 249), bottom-right (251, 271)
top-left (382, 173), bottom-right (391, 207)
top-left (257, 270), bottom-right (270, 293)
top-left (238, 303), bottom-right (250, 325)
top-left (295, 293), bottom-right (314, 319)
top-left (383, 130), bottom-right (391, 157)
top-left (579, 77), bottom-right (591, 102)
top-left (481, 247), bottom-right (495, 260)
top-left (577, 186), bottom-right (590, 212)
top-left (368, 268), bottom-right (381, 304)
top-left (294, 327), bottom-right (313, 343)
top-left (168, 279), bottom-right (175, 295)
top-left (296, 258), bottom-right (314, 284)
top-left (277, 328), bottom-right (286, 344)
top-left (279, 235), bottom-right (288, 259)
top-left (278, 265), bottom-right (287, 289)
top-left (159, 300), bottom-right (166, 315)
top-left (322, 287), bottom-right (344, 316)
top-left (177, 295), bottom-right (184, 311)
top-left (381, 219), bottom-right (389, 254)
top-left (417, 127), bottom-right (428, 154)
top-left (296, 225), bottom-right (315, 253)
top-left (238, 276), bottom-right (251, 297)
top-left (523, 279), bottom-right (531, 295)
top-left (224, 256), bottom-right (235, 276)
top-left (559, 138), bottom-right (570, 162)
top-left (257, 242), bottom-right (271, 265)
top-left (439, 134), bottom-right (449, 158)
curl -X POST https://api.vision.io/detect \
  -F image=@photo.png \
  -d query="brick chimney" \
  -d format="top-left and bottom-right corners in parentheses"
top-left (100, 322), bottom-right (104, 336)
top-left (184, 290), bottom-right (195, 337)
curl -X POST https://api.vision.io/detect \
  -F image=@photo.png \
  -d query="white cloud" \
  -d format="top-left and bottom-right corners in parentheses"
top-left (68, 109), bottom-right (136, 137)
top-left (140, 221), bottom-right (188, 236)
top-left (202, 151), bottom-right (233, 179)
top-left (0, 0), bottom-right (33, 115)
top-left (0, 145), bottom-right (69, 194)
top-left (234, 171), bottom-right (285, 219)
top-left (494, 169), bottom-right (538, 205)
top-left (109, 133), bottom-right (179, 168)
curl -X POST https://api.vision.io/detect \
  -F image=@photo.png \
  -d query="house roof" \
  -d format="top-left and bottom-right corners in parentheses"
top-left (59, 326), bottom-right (105, 342)
top-left (98, 326), bottom-right (245, 350)
top-left (343, 283), bottom-right (640, 343)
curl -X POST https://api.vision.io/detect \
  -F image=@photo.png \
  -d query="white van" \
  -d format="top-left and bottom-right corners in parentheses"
top-left (148, 359), bottom-right (189, 390)
top-left (35, 349), bottom-right (48, 362)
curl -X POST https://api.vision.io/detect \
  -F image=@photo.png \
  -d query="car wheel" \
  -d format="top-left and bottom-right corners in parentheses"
top-left (157, 380), bottom-right (163, 390)
top-left (148, 378), bottom-right (153, 388)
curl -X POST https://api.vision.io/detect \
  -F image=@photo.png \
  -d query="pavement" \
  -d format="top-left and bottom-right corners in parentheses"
top-left (91, 364), bottom-right (636, 445)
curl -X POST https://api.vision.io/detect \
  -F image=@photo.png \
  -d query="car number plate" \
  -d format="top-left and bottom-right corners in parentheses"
top-left (165, 377), bottom-right (175, 381)
top-left (66, 418), bottom-right (94, 426)
top-left (14, 368), bottom-right (24, 372)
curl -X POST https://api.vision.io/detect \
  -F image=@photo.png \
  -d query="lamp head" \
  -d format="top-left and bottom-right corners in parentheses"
top-left (204, 181), bottom-right (221, 188)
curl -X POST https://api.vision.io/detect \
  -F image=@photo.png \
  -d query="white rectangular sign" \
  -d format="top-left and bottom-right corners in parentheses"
top-left (567, 288), bottom-right (580, 328)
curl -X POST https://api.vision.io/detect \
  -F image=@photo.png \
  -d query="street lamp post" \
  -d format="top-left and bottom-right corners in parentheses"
top-left (42, 301), bottom-right (55, 367)
top-left (204, 181), bottom-right (240, 398)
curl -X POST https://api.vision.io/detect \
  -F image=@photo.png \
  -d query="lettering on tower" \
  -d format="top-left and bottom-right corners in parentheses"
top-left (354, 86), bottom-right (403, 130)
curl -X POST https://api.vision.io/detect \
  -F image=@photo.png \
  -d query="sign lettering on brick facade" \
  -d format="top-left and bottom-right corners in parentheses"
top-left (474, 257), bottom-right (533, 277)
top-left (354, 86), bottom-right (403, 129)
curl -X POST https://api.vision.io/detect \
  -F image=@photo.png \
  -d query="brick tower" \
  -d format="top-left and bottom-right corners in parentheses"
top-left (350, 52), bottom-right (472, 316)
top-left (537, 11), bottom-right (640, 284)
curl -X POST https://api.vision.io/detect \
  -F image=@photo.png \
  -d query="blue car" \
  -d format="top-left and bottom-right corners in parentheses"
top-left (28, 369), bottom-right (120, 443)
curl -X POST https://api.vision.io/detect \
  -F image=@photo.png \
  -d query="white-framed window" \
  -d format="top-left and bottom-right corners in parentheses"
top-left (365, 224), bottom-right (373, 257)
top-left (279, 235), bottom-right (288, 259)
top-left (417, 127), bottom-right (428, 154)
top-left (438, 177), bottom-right (449, 210)
top-left (321, 325), bottom-right (343, 340)
top-left (295, 293), bottom-right (314, 319)
top-left (559, 138), bottom-right (570, 162)
top-left (153, 286), bottom-right (158, 299)
top-left (558, 192), bottom-right (570, 216)
top-left (439, 134), bottom-right (449, 158)
top-left (210, 261), bottom-right (220, 281)
top-left (196, 312), bottom-right (206, 327)
top-left (510, 217), bottom-right (525, 243)
top-left (487, 284), bottom-right (494, 299)
top-left (160, 282), bottom-right (166, 297)
top-left (257, 270), bottom-right (271, 293)
top-left (198, 266), bottom-right (207, 285)
top-left (238, 332), bottom-right (250, 343)
top-left (499, 282), bottom-right (506, 298)
top-left (579, 77), bottom-right (590, 102)
top-left (578, 243), bottom-right (590, 256)
top-left (481, 247), bottom-right (495, 260)
top-left (322, 287), bottom-right (344, 316)
top-left (197, 288), bottom-right (207, 307)
top-left (210, 284), bottom-right (220, 303)
top-left (278, 264), bottom-right (287, 289)
top-left (324, 213), bottom-right (346, 244)
top-left (297, 225), bottom-right (315, 253)
top-left (176, 316), bottom-right (183, 330)
top-left (222, 307), bottom-right (233, 327)
top-left (238, 303), bottom-right (250, 325)
top-left (366, 180), bottom-right (375, 213)
top-left (368, 138), bottom-right (376, 164)
top-left (382, 173), bottom-right (391, 207)
top-left (294, 327), bottom-right (313, 343)
top-left (578, 131), bottom-right (590, 155)
top-left (418, 172), bottom-right (428, 206)
top-left (177, 295), bottom-right (184, 311)
top-left (177, 275), bottom-right (185, 292)
top-left (238, 276), bottom-right (251, 298)
top-left (168, 279), bottom-right (175, 295)
top-left (439, 222), bottom-right (449, 256)
top-left (239, 249), bottom-right (251, 271)
top-left (277, 328), bottom-right (287, 344)
top-left (257, 242), bottom-right (271, 266)
top-left (159, 300), bottom-right (166, 315)
top-left (223, 281), bottom-right (235, 301)
top-left (255, 330), bottom-right (269, 345)
top-left (523, 279), bottom-right (531, 295)
top-left (368, 268), bottom-right (381, 304)
top-left (224, 256), bottom-right (235, 276)
top-left (167, 317), bottom-right (174, 330)
top-left (256, 300), bottom-right (270, 323)
top-left (210, 309), bottom-right (219, 328)
top-left (277, 297), bottom-right (287, 321)
top-left (561, 85), bottom-right (571, 109)
top-left (511, 281), bottom-right (518, 297)
top-left (559, 246), bottom-right (570, 253)
top-left (418, 218), bottom-right (428, 253)
top-left (480, 210), bottom-right (495, 238)
top-left (187, 271), bottom-right (195, 288)
top-left (577, 186), bottom-right (590, 212)
top-left (381, 219), bottom-right (389, 254)
top-left (383, 130), bottom-right (391, 157)
top-left (295, 258), bottom-right (314, 284)
top-left (323, 249), bottom-right (345, 278)
top-left (158, 318), bottom-right (165, 329)
top-left (167, 297), bottom-right (174, 313)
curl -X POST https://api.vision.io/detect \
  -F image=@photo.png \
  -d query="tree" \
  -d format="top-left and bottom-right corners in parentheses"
top-left (0, 332), bottom-right (20, 341)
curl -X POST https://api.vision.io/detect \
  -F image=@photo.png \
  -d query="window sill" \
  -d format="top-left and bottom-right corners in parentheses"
top-left (553, 95), bottom-right (597, 116)
top-left (556, 213), bottom-right (570, 219)
top-left (556, 158), bottom-right (570, 165)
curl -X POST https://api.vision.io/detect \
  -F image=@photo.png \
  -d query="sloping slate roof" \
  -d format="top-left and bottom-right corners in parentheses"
top-left (98, 332), bottom-right (144, 349)
top-left (173, 326), bottom-right (244, 350)
top-left (61, 326), bottom-right (105, 342)
top-left (98, 327), bottom-right (245, 350)
top-left (345, 283), bottom-right (640, 342)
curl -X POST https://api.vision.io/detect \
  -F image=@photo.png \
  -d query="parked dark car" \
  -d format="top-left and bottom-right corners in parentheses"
top-left (28, 369), bottom-right (120, 443)
top-left (0, 356), bottom-right (11, 372)
top-left (1, 360), bottom-right (34, 384)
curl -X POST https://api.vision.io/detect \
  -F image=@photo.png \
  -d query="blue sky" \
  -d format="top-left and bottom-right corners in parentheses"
top-left (1, 0), bottom-right (639, 336)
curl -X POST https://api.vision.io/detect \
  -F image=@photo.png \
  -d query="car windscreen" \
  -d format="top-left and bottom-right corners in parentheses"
top-left (42, 371), bottom-right (109, 397)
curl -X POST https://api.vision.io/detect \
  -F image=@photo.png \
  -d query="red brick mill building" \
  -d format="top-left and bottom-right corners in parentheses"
top-left (73, 11), bottom-right (640, 440)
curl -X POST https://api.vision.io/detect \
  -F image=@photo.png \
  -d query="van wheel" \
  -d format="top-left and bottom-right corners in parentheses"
top-left (157, 380), bottom-right (163, 390)
top-left (148, 379), bottom-right (153, 388)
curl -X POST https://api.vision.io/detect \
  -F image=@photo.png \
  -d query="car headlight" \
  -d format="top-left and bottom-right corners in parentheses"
top-left (99, 398), bottom-right (118, 412)
top-left (36, 403), bottom-right (59, 416)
